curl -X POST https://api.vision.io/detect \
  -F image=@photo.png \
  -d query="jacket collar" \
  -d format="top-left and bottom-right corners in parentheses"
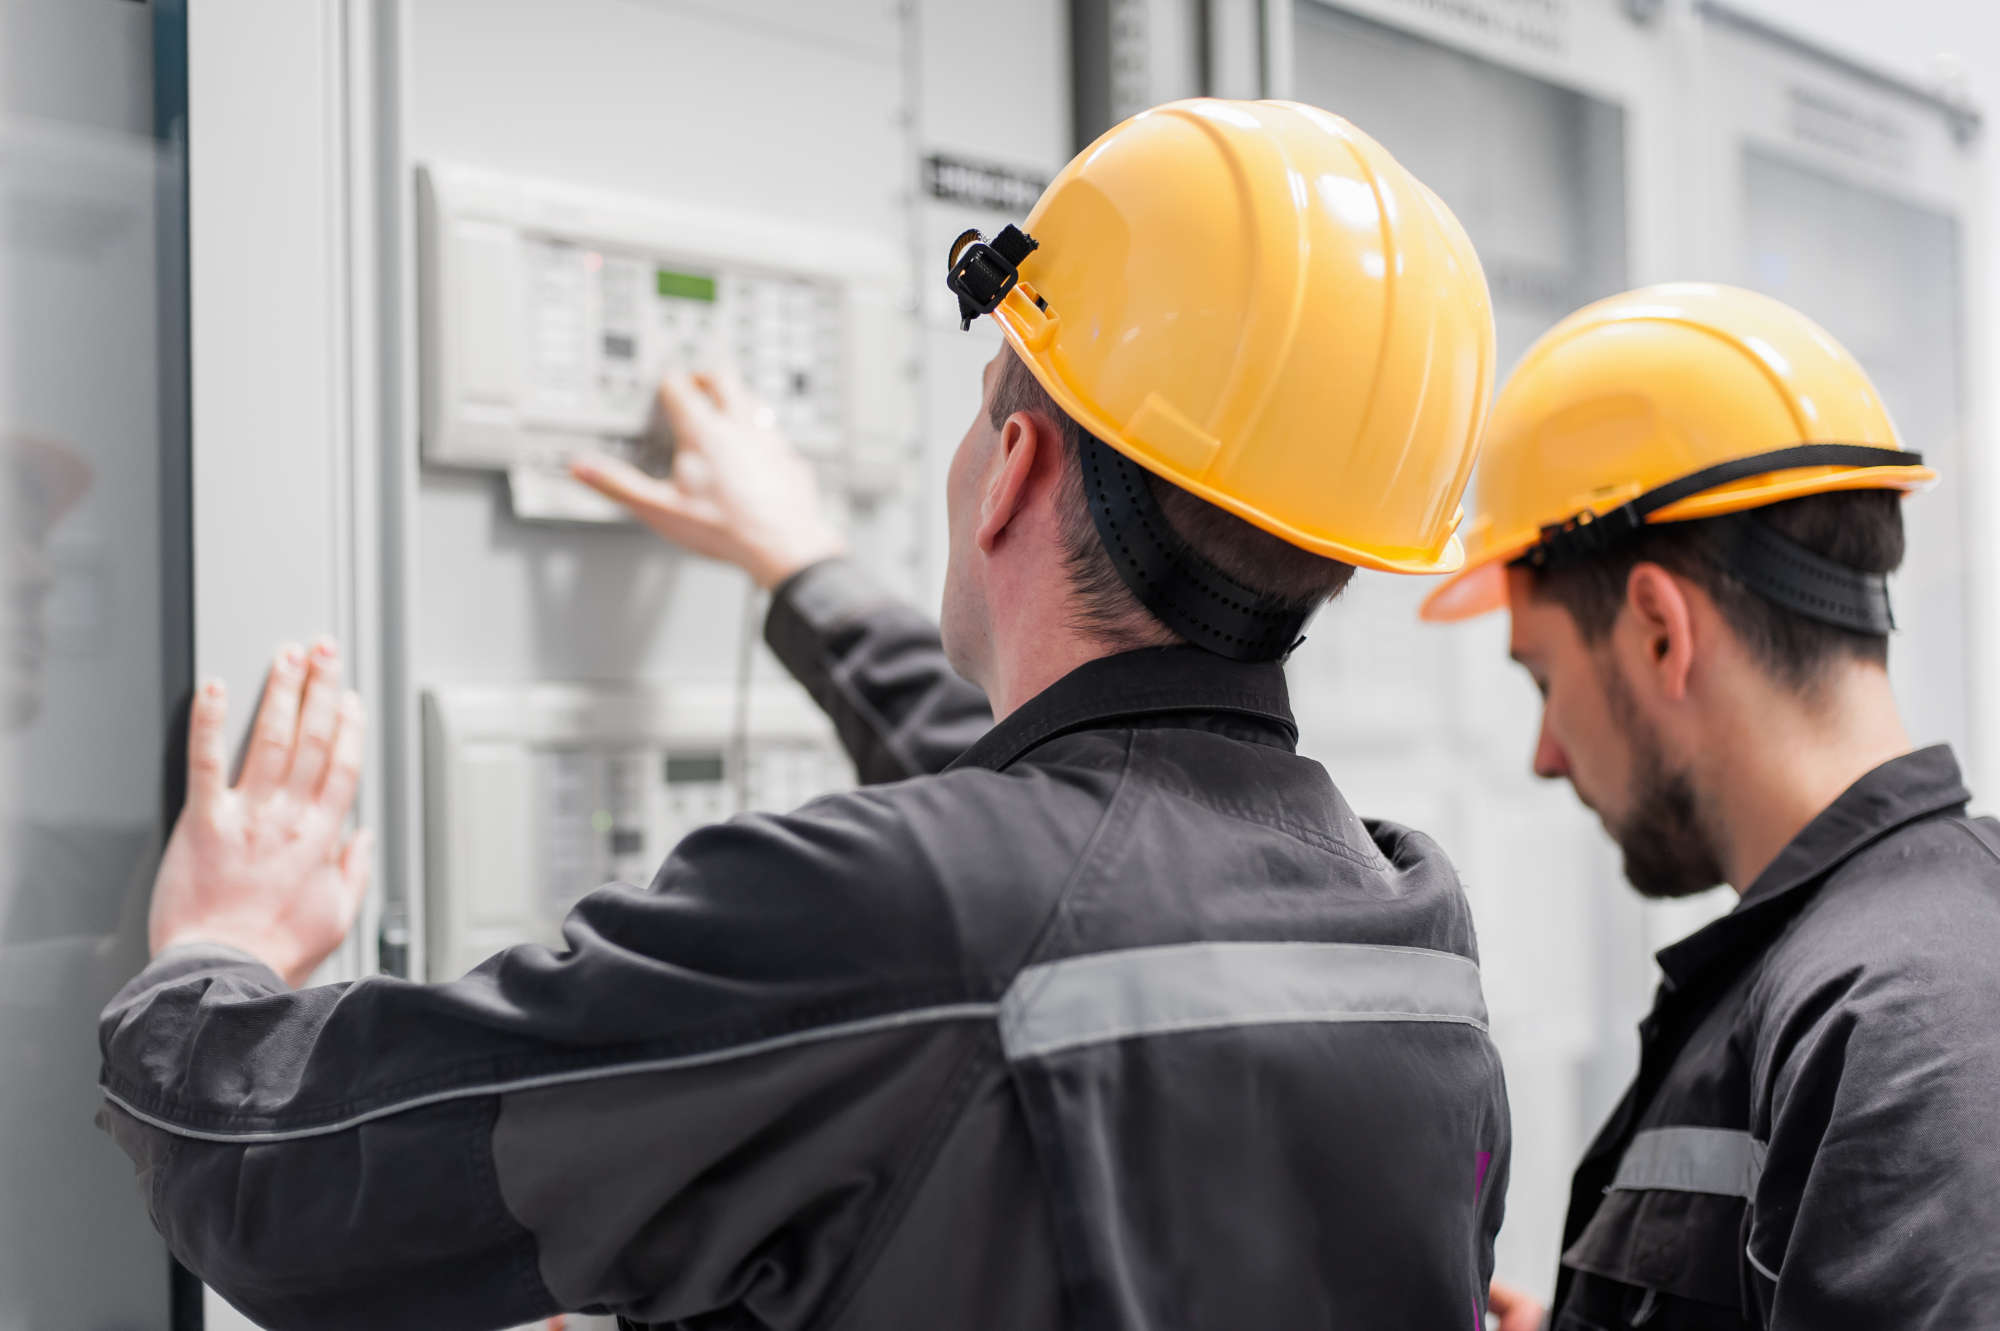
top-left (1654, 744), bottom-right (1971, 989)
top-left (946, 645), bottom-right (1298, 774)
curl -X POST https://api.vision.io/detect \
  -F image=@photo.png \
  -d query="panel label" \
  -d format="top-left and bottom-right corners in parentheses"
top-left (1785, 83), bottom-right (1916, 173)
top-left (1372, 0), bottom-right (1573, 57)
top-left (923, 153), bottom-right (1048, 215)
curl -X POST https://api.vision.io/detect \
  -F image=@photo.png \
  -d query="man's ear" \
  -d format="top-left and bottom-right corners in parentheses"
top-left (1623, 563), bottom-right (1697, 703)
top-left (975, 411), bottom-right (1048, 553)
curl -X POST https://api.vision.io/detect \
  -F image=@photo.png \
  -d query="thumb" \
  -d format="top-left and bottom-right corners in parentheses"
top-left (339, 827), bottom-right (374, 924)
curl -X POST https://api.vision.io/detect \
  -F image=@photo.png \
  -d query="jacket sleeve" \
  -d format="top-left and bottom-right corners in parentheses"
top-left (764, 558), bottom-right (992, 782)
top-left (1747, 906), bottom-right (2000, 1328)
top-left (97, 792), bottom-right (991, 1331)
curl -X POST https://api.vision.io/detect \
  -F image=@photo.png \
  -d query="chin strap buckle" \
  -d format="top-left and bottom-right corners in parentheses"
top-left (945, 225), bottom-right (1040, 330)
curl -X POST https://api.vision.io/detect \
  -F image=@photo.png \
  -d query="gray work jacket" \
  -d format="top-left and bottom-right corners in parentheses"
top-left (98, 559), bottom-right (1509, 1330)
top-left (1551, 745), bottom-right (2000, 1330)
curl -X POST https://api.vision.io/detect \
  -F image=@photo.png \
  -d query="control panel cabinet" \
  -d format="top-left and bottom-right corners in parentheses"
top-left (422, 683), bottom-right (852, 980)
top-left (417, 163), bottom-right (910, 520)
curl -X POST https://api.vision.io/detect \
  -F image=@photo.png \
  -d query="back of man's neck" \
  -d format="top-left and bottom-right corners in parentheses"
top-left (987, 620), bottom-right (1174, 722)
top-left (1709, 664), bottom-right (1913, 892)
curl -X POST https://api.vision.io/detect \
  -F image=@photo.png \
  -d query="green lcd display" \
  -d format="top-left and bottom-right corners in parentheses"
top-left (656, 268), bottom-right (717, 302)
top-left (665, 752), bottom-right (727, 785)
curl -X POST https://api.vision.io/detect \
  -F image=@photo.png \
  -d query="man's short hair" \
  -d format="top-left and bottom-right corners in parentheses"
top-left (1521, 489), bottom-right (1906, 691)
top-left (988, 348), bottom-right (1356, 648)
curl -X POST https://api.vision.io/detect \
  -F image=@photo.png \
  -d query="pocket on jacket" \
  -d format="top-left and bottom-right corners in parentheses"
top-left (1561, 1185), bottom-right (1751, 1323)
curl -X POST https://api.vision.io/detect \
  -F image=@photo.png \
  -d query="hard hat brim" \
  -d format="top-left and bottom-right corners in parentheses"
top-left (1418, 459), bottom-right (1939, 624)
top-left (1418, 559), bottom-right (1512, 622)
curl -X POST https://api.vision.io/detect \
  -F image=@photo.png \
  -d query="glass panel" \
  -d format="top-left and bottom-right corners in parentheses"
top-left (1741, 147), bottom-right (1969, 755)
top-left (0, 1), bottom-right (191, 1326)
top-left (1290, 4), bottom-right (1640, 1298)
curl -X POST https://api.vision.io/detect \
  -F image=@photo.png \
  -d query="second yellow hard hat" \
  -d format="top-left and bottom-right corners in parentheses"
top-left (1420, 282), bottom-right (1936, 622)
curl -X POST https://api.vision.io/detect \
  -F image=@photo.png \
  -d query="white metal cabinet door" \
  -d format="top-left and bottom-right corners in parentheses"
top-left (186, 0), bottom-right (375, 1323)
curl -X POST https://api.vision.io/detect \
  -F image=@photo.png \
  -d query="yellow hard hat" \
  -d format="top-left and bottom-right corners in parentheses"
top-left (947, 99), bottom-right (1495, 577)
top-left (1419, 282), bottom-right (1936, 623)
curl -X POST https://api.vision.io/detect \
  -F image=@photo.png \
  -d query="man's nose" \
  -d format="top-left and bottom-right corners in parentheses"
top-left (1532, 715), bottom-right (1568, 781)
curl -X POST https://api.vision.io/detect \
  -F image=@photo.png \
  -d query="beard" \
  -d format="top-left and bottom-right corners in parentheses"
top-left (1600, 665), bottom-right (1726, 900)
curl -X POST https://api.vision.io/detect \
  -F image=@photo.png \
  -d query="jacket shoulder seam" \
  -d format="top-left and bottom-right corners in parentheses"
top-left (1949, 815), bottom-right (2000, 868)
top-left (1008, 730), bottom-right (1142, 980)
top-left (821, 641), bottom-right (927, 779)
top-left (1130, 748), bottom-right (1383, 868)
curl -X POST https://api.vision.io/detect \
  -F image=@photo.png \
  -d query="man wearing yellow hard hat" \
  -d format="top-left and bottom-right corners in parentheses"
top-left (1430, 285), bottom-right (2000, 1331)
top-left (100, 102), bottom-right (1513, 1327)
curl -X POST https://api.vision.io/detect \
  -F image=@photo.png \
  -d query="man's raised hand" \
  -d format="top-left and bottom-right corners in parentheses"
top-left (148, 639), bottom-right (370, 988)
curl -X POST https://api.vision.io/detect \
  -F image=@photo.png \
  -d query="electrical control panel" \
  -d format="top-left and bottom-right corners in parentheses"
top-left (417, 162), bottom-right (911, 521)
top-left (421, 682), bottom-right (853, 979)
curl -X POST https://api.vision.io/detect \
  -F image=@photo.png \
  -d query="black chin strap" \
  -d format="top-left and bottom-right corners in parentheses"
top-left (1721, 519), bottom-right (1896, 634)
top-left (1080, 437), bottom-right (1314, 662)
top-left (1519, 443), bottom-right (1923, 635)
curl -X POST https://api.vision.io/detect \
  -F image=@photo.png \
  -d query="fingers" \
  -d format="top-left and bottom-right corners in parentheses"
top-left (692, 367), bottom-right (748, 417)
top-left (318, 689), bottom-right (366, 814)
top-left (285, 640), bottom-right (343, 799)
top-left (570, 452), bottom-right (690, 519)
top-left (693, 368), bottom-right (784, 433)
top-left (654, 372), bottom-right (717, 454)
top-left (239, 643), bottom-right (308, 799)
top-left (186, 678), bottom-right (230, 812)
top-left (1485, 1282), bottom-right (1543, 1331)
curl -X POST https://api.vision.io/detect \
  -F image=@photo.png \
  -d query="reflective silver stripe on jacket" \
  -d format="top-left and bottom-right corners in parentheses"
top-left (109, 942), bottom-right (1487, 1142)
top-left (998, 940), bottom-right (1488, 1062)
top-left (1610, 1127), bottom-right (1767, 1199)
